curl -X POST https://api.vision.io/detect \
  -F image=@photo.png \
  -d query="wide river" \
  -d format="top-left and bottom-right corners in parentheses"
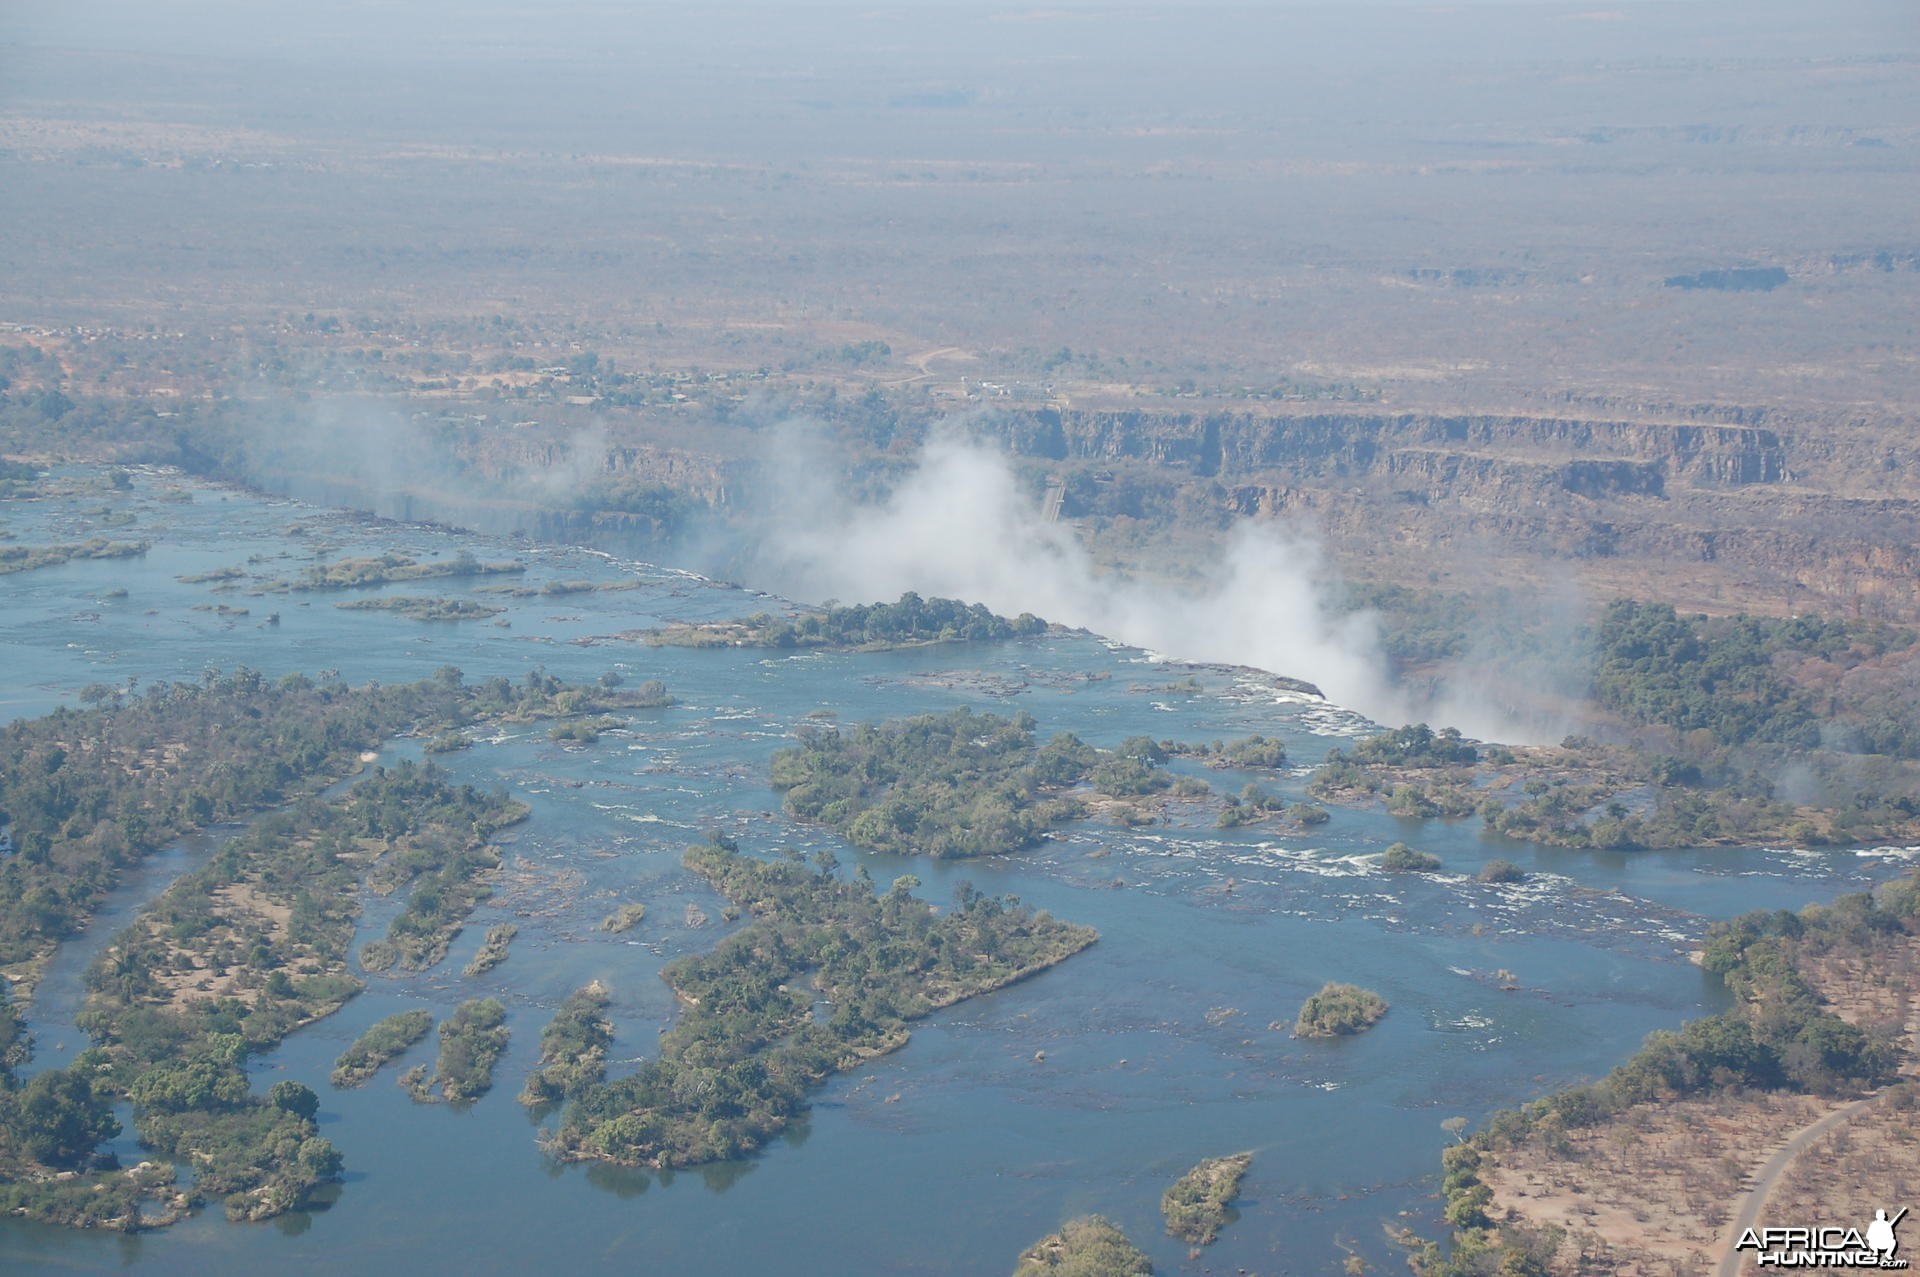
top-left (0, 469), bottom-right (1908, 1276)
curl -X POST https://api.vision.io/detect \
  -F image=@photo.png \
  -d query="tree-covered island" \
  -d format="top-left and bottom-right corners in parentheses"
top-left (770, 708), bottom-right (1230, 857)
top-left (1293, 983), bottom-right (1389, 1037)
top-left (549, 835), bottom-right (1096, 1169)
top-left (1162, 1152), bottom-right (1254, 1246)
top-left (644, 591), bottom-right (1049, 651)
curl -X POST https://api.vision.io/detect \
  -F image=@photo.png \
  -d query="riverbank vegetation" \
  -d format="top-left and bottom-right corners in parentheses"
top-left (1314, 603), bottom-right (1920, 852)
top-left (1013, 1215), bottom-right (1153, 1276)
top-left (647, 592), bottom-right (1048, 651)
top-left (1294, 983), bottom-right (1389, 1037)
top-left (332, 1010), bottom-right (435, 1087)
top-left (1423, 871), bottom-right (1918, 1275)
top-left (518, 984), bottom-right (613, 1107)
top-left (771, 709), bottom-right (1199, 858)
top-left (1162, 1152), bottom-right (1252, 1246)
top-left (551, 836), bottom-right (1096, 1169)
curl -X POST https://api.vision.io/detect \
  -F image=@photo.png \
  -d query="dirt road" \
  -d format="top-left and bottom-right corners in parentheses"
top-left (1716, 1093), bottom-right (1886, 1277)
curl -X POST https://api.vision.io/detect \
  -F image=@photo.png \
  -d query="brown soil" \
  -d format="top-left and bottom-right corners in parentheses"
top-left (144, 879), bottom-right (300, 1009)
top-left (1479, 935), bottom-right (1920, 1276)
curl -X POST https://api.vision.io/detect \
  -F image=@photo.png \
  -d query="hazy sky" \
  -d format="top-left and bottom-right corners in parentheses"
top-left (7, 1), bottom-right (1915, 69)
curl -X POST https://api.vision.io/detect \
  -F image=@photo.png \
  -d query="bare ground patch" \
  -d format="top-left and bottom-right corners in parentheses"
top-left (1478, 934), bottom-right (1920, 1276)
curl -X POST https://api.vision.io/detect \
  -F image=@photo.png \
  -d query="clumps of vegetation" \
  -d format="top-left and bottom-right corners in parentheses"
top-left (0, 1022), bottom-right (183, 1227)
top-left (1293, 982), bottom-right (1389, 1037)
top-left (476, 579), bottom-right (613, 598)
top-left (1162, 1152), bottom-right (1252, 1246)
top-left (1216, 783), bottom-right (1287, 828)
top-left (1289, 802), bottom-right (1330, 826)
top-left (548, 717), bottom-right (619, 744)
top-left (332, 1010), bottom-right (435, 1088)
top-left (1188, 735), bottom-right (1288, 770)
top-left (1089, 736), bottom-right (1189, 800)
top-left (406, 998), bottom-right (509, 1104)
top-left (335, 596), bottom-right (505, 622)
top-left (0, 1060), bottom-right (122, 1173)
top-left (1381, 842), bottom-right (1442, 872)
top-left (1013, 1215), bottom-right (1154, 1276)
top-left (176, 566), bottom-right (247, 584)
top-left (1310, 724), bottom-right (1482, 821)
top-left (0, 538), bottom-right (149, 575)
top-left (1562, 889), bottom-right (1906, 1109)
top-left (1385, 781), bottom-right (1478, 820)
top-left (0, 986), bottom-right (25, 1081)
top-left (518, 984), bottom-right (614, 1107)
top-left (463, 923), bottom-right (518, 977)
top-left (552, 837), bottom-right (1097, 1169)
top-left (1354, 723), bottom-right (1478, 768)
top-left (771, 708), bottom-right (1091, 858)
top-left (0, 1157), bottom-right (177, 1232)
top-left (621, 678), bottom-right (672, 707)
top-left (423, 730), bottom-right (472, 754)
top-left (358, 807), bottom-right (514, 975)
top-left (1322, 733), bottom-right (1920, 851)
top-left (1476, 859), bottom-right (1526, 884)
top-left (598, 903), bottom-right (647, 934)
top-left (285, 551), bottom-right (524, 591)
top-left (652, 591), bottom-right (1048, 651)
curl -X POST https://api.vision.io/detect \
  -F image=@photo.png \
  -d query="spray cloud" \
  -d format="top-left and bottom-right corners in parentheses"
top-left (751, 426), bottom-right (1403, 724)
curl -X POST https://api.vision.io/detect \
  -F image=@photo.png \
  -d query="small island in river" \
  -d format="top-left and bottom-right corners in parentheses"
top-left (644, 591), bottom-right (1049, 651)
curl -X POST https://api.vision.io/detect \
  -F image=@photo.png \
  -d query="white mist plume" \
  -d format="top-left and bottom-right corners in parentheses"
top-left (753, 426), bottom-right (1404, 723)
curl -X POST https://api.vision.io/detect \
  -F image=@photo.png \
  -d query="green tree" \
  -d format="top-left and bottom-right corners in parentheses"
top-left (11, 1068), bottom-right (119, 1168)
top-left (269, 1080), bottom-right (320, 1121)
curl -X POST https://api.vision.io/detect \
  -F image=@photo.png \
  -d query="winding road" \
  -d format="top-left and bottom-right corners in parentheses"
top-left (1715, 1092), bottom-right (1889, 1277)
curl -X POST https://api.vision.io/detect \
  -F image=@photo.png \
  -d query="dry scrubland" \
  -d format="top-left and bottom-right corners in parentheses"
top-left (1477, 935), bottom-right (1920, 1276)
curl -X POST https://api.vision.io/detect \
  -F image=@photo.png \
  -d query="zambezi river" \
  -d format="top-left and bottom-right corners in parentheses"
top-left (0, 469), bottom-right (1907, 1276)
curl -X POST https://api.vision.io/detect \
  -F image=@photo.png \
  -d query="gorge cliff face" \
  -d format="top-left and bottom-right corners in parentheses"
top-left (984, 405), bottom-right (1920, 621)
top-left (224, 393), bottom-right (1920, 625)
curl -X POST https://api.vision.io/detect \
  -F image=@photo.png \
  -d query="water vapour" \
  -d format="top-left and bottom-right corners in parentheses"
top-left (750, 426), bottom-right (1404, 724)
